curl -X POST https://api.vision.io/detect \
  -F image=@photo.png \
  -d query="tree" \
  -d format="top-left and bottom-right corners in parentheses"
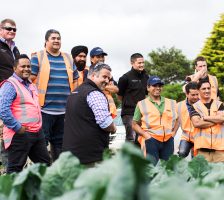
top-left (161, 83), bottom-right (185, 102)
top-left (145, 47), bottom-right (193, 84)
top-left (200, 14), bottom-right (224, 97)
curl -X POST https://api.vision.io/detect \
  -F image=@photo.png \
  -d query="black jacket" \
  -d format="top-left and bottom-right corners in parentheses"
top-left (118, 68), bottom-right (148, 116)
top-left (63, 79), bottom-right (109, 164)
top-left (0, 40), bottom-right (20, 82)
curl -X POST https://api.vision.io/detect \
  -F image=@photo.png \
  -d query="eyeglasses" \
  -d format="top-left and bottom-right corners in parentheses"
top-left (2, 26), bottom-right (17, 32)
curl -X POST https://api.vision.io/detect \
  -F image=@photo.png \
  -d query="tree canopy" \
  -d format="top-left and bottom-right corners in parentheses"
top-left (144, 47), bottom-right (193, 84)
top-left (200, 14), bottom-right (224, 93)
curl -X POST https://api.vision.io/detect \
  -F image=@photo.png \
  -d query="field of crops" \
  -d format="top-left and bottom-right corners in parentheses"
top-left (0, 143), bottom-right (224, 200)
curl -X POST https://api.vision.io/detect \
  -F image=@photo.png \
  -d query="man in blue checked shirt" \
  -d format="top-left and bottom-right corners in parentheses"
top-left (63, 63), bottom-right (117, 166)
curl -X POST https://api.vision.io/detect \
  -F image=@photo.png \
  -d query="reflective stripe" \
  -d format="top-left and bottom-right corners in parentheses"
top-left (182, 131), bottom-right (194, 140)
top-left (178, 101), bottom-right (182, 125)
top-left (36, 50), bottom-right (44, 88)
top-left (63, 53), bottom-right (73, 70)
top-left (194, 101), bottom-right (204, 116)
top-left (147, 128), bottom-right (173, 135)
top-left (140, 100), bottom-right (151, 129)
top-left (171, 99), bottom-right (176, 129)
top-left (194, 132), bottom-right (224, 139)
top-left (3, 138), bottom-right (11, 144)
top-left (8, 78), bottom-right (39, 124)
top-left (38, 89), bottom-right (45, 94)
top-left (210, 75), bottom-right (218, 90)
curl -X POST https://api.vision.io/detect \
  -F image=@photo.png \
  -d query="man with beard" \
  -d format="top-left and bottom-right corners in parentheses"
top-left (63, 63), bottom-right (116, 166)
top-left (30, 29), bottom-right (79, 161)
top-left (71, 45), bottom-right (89, 88)
top-left (90, 47), bottom-right (119, 118)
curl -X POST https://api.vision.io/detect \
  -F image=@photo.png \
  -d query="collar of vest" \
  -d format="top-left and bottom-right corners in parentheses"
top-left (84, 78), bottom-right (102, 92)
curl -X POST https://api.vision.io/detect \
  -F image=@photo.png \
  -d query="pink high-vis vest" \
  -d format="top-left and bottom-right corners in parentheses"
top-left (3, 76), bottom-right (42, 149)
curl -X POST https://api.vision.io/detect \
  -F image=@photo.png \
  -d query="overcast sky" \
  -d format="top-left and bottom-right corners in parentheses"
top-left (1, 0), bottom-right (224, 80)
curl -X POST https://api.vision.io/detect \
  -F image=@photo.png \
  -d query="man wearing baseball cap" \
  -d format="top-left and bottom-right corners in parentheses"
top-left (132, 76), bottom-right (179, 164)
top-left (90, 47), bottom-right (108, 65)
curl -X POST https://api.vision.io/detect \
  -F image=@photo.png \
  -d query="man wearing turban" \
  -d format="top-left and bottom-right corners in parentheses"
top-left (71, 45), bottom-right (89, 88)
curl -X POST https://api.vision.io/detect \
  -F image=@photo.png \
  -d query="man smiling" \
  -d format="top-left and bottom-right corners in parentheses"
top-left (0, 55), bottom-right (50, 173)
top-left (190, 80), bottom-right (224, 162)
top-left (30, 29), bottom-right (79, 161)
top-left (132, 76), bottom-right (178, 163)
top-left (63, 63), bottom-right (116, 166)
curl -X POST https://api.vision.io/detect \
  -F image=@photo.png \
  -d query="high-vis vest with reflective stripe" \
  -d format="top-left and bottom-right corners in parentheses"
top-left (3, 77), bottom-right (42, 149)
top-left (33, 50), bottom-right (75, 106)
top-left (137, 97), bottom-right (177, 154)
top-left (103, 90), bottom-right (117, 119)
top-left (77, 66), bottom-right (89, 86)
top-left (178, 100), bottom-right (198, 143)
top-left (188, 74), bottom-right (218, 99)
top-left (192, 100), bottom-right (224, 150)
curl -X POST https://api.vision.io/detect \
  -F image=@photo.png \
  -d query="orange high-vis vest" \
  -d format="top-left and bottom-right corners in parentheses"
top-left (103, 90), bottom-right (117, 119)
top-left (3, 77), bottom-right (42, 149)
top-left (77, 66), bottom-right (89, 86)
top-left (188, 74), bottom-right (218, 99)
top-left (178, 100), bottom-right (198, 143)
top-left (137, 97), bottom-right (177, 155)
top-left (33, 50), bottom-right (75, 106)
top-left (192, 100), bottom-right (224, 150)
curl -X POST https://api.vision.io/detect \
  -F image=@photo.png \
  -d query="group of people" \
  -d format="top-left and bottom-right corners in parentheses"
top-left (0, 18), bottom-right (223, 174)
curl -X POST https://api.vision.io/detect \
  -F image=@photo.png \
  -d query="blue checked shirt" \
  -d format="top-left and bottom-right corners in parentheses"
top-left (86, 91), bottom-right (113, 129)
top-left (0, 73), bottom-right (32, 132)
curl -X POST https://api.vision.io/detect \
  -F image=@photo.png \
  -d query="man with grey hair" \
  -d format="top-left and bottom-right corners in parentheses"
top-left (63, 62), bottom-right (116, 166)
top-left (30, 29), bottom-right (79, 161)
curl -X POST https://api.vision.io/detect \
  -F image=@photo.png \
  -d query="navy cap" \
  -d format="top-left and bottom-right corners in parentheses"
top-left (90, 47), bottom-right (108, 57)
top-left (147, 76), bottom-right (164, 86)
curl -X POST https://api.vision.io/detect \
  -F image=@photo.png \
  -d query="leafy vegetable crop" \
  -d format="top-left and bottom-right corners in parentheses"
top-left (1, 143), bottom-right (224, 200)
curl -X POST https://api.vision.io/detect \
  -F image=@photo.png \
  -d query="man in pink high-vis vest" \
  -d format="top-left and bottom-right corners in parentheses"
top-left (0, 54), bottom-right (50, 173)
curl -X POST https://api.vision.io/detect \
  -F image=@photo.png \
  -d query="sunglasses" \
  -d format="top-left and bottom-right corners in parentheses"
top-left (2, 26), bottom-right (17, 32)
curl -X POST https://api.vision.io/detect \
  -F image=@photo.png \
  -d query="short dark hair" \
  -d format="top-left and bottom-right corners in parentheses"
top-left (88, 62), bottom-right (111, 76)
top-left (45, 29), bottom-right (60, 41)
top-left (14, 54), bottom-right (30, 68)
top-left (185, 82), bottom-right (198, 94)
top-left (0, 19), bottom-right (16, 27)
top-left (194, 56), bottom-right (206, 66)
top-left (130, 53), bottom-right (143, 63)
top-left (197, 79), bottom-right (211, 90)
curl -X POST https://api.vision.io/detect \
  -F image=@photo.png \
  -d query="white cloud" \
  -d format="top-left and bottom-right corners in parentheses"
top-left (1, 0), bottom-right (224, 80)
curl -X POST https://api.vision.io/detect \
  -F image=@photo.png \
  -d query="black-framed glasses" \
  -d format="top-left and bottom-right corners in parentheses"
top-left (2, 26), bottom-right (17, 32)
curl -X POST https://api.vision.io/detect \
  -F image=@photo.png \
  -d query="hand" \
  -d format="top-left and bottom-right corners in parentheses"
top-left (144, 132), bottom-right (151, 140)
top-left (17, 126), bottom-right (26, 134)
top-left (111, 125), bottom-right (117, 134)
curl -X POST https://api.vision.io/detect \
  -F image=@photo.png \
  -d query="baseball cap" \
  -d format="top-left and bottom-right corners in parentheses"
top-left (90, 47), bottom-right (108, 57)
top-left (147, 76), bottom-right (164, 86)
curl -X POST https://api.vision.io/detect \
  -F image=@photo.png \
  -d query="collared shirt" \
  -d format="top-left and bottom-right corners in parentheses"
top-left (0, 37), bottom-right (16, 59)
top-left (86, 91), bottom-right (113, 129)
top-left (133, 96), bottom-right (165, 122)
top-left (0, 73), bottom-right (32, 132)
top-left (186, 98), bottom-right (193, 114)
